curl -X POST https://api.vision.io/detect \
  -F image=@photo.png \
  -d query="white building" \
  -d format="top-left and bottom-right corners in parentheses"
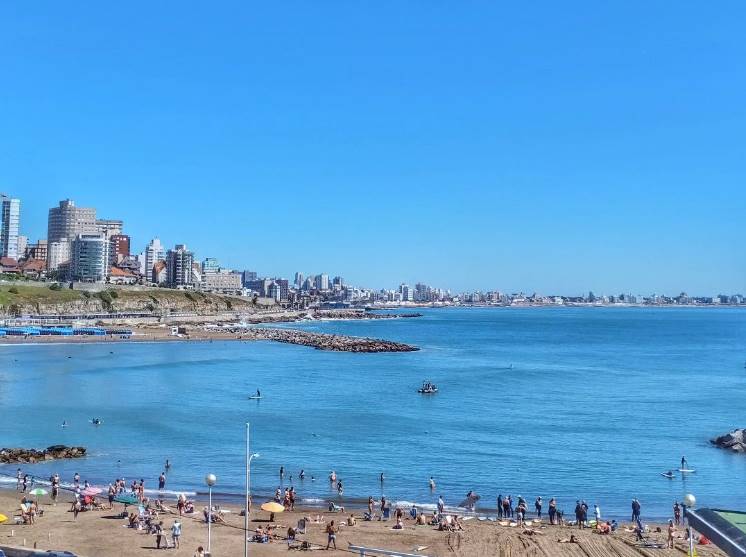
top-left (144, 238), bottom-right (166, 279)
top-left (0, 194), bottom-right (21, 259)
top-left (70, 235), bottom-right (110, 282)
top-left (47, 240), bottom-right (71, 271)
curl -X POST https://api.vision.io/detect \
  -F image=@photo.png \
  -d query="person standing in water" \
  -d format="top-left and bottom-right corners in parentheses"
top-left (429, 477), bottom-right (436, 490)
top-left (380, 472), bottom-right (385, 484)
top-left (159, 472), bottom-right (166, 490)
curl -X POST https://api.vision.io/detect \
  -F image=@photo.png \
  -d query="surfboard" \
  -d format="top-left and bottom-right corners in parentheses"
top-left (248, 395), bottom-right (262, 400)
top-left (661, 473), bottom-right (675, 478)
top-left (678, 468), bottom-right (696, 473)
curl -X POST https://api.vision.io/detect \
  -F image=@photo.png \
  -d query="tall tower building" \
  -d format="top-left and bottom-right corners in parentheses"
top-left (166, 244), bottom-right (194, 287)
top-left (0, 194), bottom-right (21, 259)
top-left (47, 199), bottom-right (97, 244)
top-left (144, 238), bottom-right (166, 277)
top-left (70, 234), bottom-right (110, 282)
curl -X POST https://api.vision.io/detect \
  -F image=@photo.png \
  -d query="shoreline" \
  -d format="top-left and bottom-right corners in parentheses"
top-left (0, 483), bottom-right (726, 557)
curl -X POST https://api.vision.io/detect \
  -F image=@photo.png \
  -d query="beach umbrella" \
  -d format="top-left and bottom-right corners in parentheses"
top-left (82, 487), bottom-right (102, 496)
top-left (114, 493), bottom-right (139, 506)
top-left (260, 502), bottom-right (285, 514)
top-left (0, 513), bottom-right (7, 524)
top-left (29, 488), bottom-right (48, 498)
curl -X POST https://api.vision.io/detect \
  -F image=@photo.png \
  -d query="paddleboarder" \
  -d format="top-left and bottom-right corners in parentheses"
top-left (681, 456), bottom-right (688, 469)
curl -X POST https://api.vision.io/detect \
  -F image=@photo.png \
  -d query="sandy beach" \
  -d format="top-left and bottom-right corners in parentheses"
top-left (0, 488), bottom-right (726, 556)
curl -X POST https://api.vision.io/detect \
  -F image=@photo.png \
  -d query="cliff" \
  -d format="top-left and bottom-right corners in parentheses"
top-left (0, 283), bottom-right (259, 316)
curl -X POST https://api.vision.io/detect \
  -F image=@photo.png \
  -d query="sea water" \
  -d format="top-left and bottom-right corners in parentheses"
top-left (1, 307), bottom-right (745, 519)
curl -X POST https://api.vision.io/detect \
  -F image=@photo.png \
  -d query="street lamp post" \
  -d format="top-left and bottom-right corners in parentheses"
top-left (205, 473), bottom-right (217, 556)
top-left (244, 422), bottom-right (259, 557)
top-left (684, 493), bottom-right (696, 557)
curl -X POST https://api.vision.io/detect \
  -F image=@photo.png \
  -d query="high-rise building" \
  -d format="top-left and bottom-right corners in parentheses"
top-left (47, 199), bottom-right (97, 244)
top-left (400, 283), bottom-right (414, 302)
top-left (294, 272), bottom-right (304, 289)
top-left (109, 234), bottom-right (130, 264)
top-left (47, 240), bottom-right (71, 271)
top-left (144, 238), bottom-right (166, 280)
top-left (314, 274), bottom-right (329, 291)
top-left (202, 258), bottom-right (220, 274)
top-left (96, 219), bottom-right (124, 240)
top-left (242, 270), bottom-right (258, 286)
top-left (0, 194), bottom-right (21, 259)
top-left (166, 244), bottom-right (194, 287)
top-left (70, 235), bottom-right (110, 282)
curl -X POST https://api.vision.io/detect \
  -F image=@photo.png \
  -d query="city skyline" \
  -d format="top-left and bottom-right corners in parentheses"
top-left (2, 3), bottom-right (746, 294)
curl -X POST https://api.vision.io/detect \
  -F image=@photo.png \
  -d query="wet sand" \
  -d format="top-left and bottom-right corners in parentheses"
top-left (0, 489), bottom-right (726, 556)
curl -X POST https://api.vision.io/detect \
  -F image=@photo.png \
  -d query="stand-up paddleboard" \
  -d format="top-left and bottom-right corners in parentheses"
top-left (248, 395), bottom-right (262, 400)
top-left (679, 468), bottom-right (696, 473)
top-left (661, 472), bottom-right (675, 478)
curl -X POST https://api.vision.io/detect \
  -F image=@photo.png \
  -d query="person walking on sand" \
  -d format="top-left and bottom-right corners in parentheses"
top-left (438, 495), bottom-right (445, 514)
top-left (548, 498), bottom-right (557, 525)
top-left (497, 494), bottom-right (503, 519)
top-left (16, 468), bottom-right (22, 491)
top-left (171, 519), bottom-right (182, 549)
top-left (535, 497), bottom-right (542, 518)
top-left (667, 519), bottom-right (676, 548)
top-left (326, 520), bottom-right (337, 550)
top-left (674, 502), bottom-right (681, 525)
top-left (155, 520), bottom-right (164, 549)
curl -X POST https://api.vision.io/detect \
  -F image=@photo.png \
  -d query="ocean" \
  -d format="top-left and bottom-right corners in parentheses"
top-left (1, 306), bottom-right (745, 519)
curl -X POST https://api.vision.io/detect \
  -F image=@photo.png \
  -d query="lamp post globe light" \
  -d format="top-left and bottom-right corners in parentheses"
top-left (205, 474), bottom-right (217, 556)
top-left (684, 493), bottom-right (696, 557)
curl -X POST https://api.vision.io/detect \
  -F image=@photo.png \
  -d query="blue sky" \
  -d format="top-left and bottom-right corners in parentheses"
top-left (1, 2), bottom-right (744, 294)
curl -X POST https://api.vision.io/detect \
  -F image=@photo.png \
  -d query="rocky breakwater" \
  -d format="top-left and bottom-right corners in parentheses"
top-left (250, 327), bottom-right (419, 352)
top-left (711, 429), bottom-right (746, 453)
top-left (0, 445), bottom-right (87, 464)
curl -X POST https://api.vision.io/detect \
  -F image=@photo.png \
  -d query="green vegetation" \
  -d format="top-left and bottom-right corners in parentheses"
top-left (0, 284), bottom-right (84, 308)
top-left (0, 284), bottom-right (257, 315)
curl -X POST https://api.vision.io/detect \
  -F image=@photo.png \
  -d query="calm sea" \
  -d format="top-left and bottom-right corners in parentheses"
top-left (1, 307), bottom-right (745, 519)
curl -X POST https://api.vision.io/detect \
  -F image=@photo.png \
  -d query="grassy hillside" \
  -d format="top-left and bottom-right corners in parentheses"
top-left (0, 284), bottom-right (259, 315)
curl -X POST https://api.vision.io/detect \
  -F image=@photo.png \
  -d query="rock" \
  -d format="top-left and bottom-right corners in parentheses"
top-left (0, 445), bottom-right (87, 463)
top-left (227, 327), bottom-right (419, 352)
top-left (710, 429), bottom-right (746, 453)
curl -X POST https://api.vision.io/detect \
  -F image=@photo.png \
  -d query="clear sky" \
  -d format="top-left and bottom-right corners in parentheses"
top-left (1, 2), bottom-right (744, 295)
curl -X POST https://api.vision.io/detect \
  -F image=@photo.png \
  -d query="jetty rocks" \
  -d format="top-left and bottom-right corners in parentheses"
top-left (0, 445), bottom-right (87, 464)
top-left (250, 328), bottom-right (419, 352)
top-left (710, 429), bottom-right (746, 453)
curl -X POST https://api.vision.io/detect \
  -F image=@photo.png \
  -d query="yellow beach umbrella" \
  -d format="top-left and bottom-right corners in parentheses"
top-left (0, 513), bottom-right (8, 524)
top-left (260, 502), bottom-right (284, 514)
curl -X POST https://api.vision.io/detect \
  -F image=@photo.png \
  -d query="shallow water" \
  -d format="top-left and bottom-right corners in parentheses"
top-left (1, 307), bottom-right (745, 519)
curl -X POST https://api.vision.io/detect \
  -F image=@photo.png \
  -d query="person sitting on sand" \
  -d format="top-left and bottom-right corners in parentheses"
top-left (597, 521), bottom-right (611, 535)
top-left (393, 516), bottom-right (404, 530)
top-left (193, 546), bottom-right (205, 557)
top-left (558, 534), bottom-right (579, 543)
top-left (453, 515), bottom-right (464, 531)
top-left (348, 514), bottom-right (356, 526)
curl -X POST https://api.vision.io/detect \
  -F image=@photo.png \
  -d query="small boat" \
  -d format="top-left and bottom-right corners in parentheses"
top-left (418, 380), bottom-right (438, 394)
